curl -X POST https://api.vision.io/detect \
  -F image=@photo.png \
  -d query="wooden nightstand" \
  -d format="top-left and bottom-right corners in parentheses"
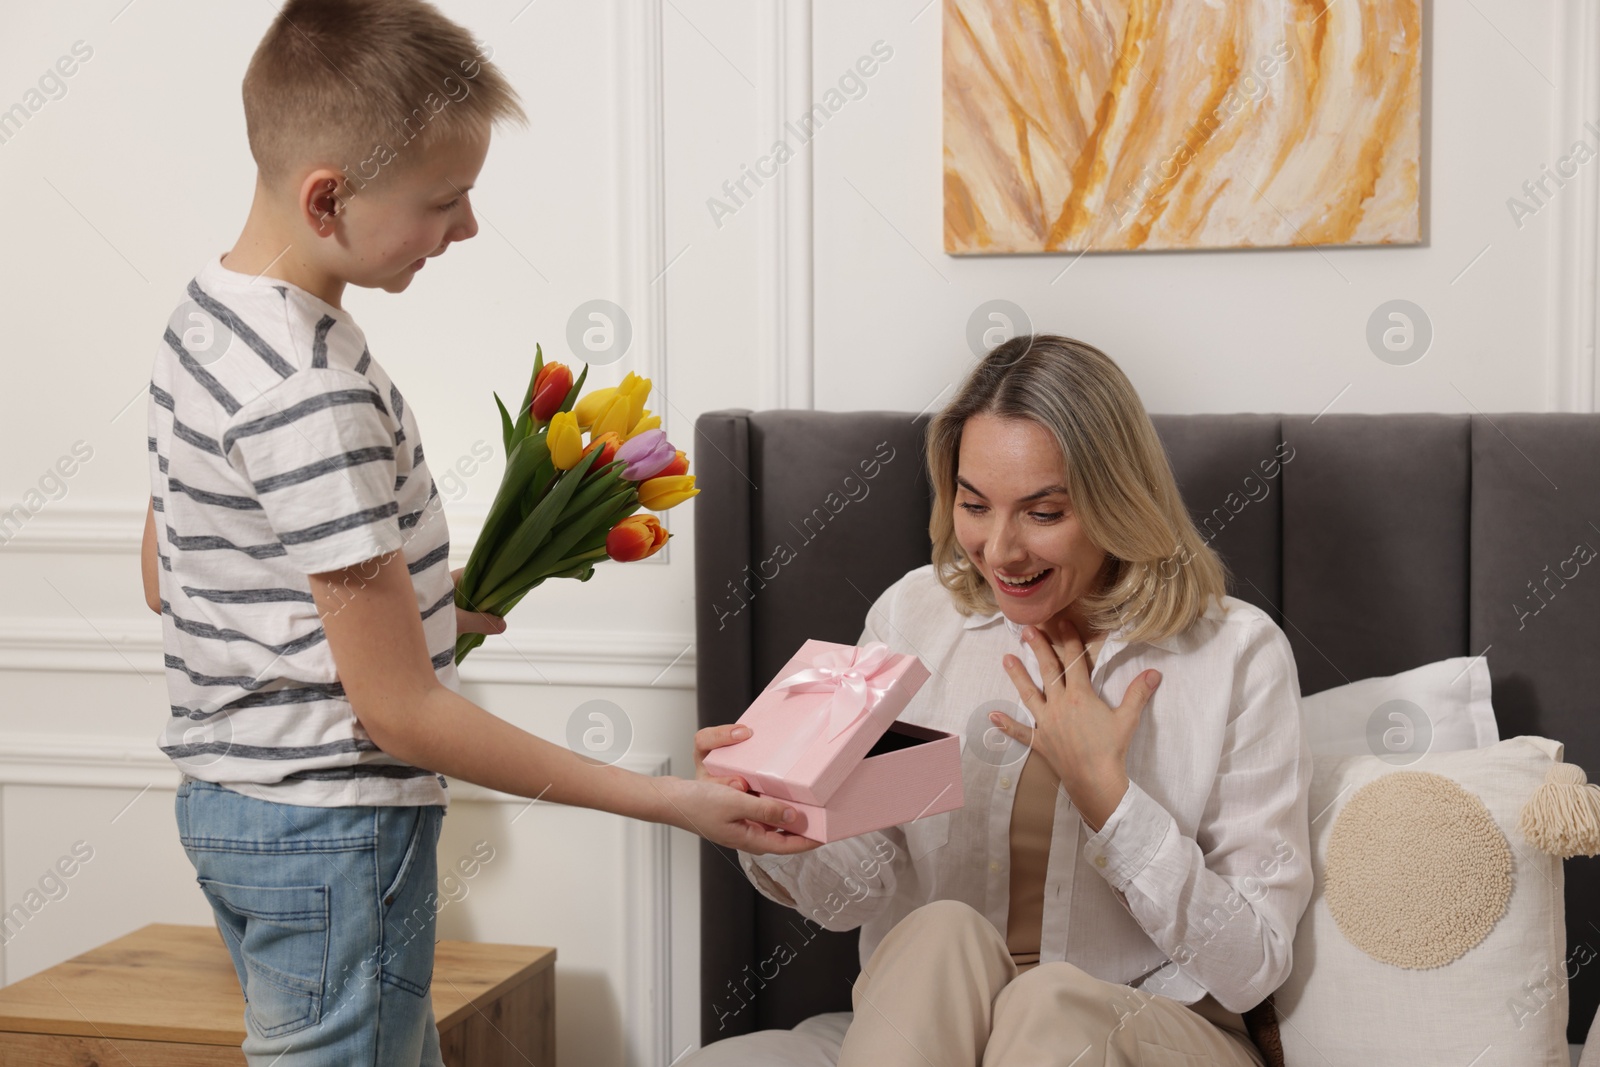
top-left (0, 923), bottom-right (555, 1066)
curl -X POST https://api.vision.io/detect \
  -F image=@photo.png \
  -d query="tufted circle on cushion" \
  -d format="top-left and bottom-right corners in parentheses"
top-left (1325, 770), bottom-right (1512, 969)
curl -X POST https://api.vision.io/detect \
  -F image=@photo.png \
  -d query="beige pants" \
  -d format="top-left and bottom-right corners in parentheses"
top-left (837, 900), bottom-right (1267, 1067)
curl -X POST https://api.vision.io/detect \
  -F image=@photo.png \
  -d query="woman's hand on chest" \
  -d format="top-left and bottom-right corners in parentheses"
top-left (989, 622), bottom-right (1163, 832)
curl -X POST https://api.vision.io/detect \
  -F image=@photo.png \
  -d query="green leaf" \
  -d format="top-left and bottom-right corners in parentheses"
top-left (494, 392), bottom-right (514, 456)
top-left (515, 450), bottom-right (558, 523)
top-left (479, 545), bottom-right (608, 615)
top-left (563, 464), bottom-right (634, 518)
top-left (549, 547), bottom-right (608, 579)
top-left (529, 480), bottom-right (633, 572)
top-left (559, 363), bottom-right (589, 417)
top-left (459, 433), bottom-right (551, 598)
top-left (511, 343), bottom-right (543, 442)
top-left (477, 445), bottom-right (603, 593)
top-left (478, 501), bottom-right (610, 608)
top-left (478, 486), bottom-right (635, 611)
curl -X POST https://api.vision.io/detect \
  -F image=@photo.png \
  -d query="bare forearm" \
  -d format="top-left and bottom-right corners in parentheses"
top-left (370, 682), bottom-right (679, 826)
top-left (308, 553), bottom-right (816, 855)
top-left (141, 498), bottom-right (161, 613)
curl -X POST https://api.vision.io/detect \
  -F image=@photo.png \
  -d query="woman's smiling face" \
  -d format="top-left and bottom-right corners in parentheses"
top-left (952, 413), bottom-right (1109, 638)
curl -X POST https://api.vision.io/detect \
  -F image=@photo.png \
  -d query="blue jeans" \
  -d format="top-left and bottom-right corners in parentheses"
top-left (175, 775), bottom-right (448, 1066)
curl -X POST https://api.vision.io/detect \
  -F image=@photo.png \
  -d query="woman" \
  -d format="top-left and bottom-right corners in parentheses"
top-left (689, 335), bottom-right (1312, 1066)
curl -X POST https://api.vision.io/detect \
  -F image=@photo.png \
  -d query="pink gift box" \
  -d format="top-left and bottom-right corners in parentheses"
top-left (702, 639), bottom-right (965, 843)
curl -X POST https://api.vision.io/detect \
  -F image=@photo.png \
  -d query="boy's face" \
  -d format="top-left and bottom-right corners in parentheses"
top-left (320, 126), bottom-right (491, 294)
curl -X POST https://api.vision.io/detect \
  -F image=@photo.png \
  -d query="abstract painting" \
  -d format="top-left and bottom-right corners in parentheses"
top-left (943, 0), bottom-right (1422, 253)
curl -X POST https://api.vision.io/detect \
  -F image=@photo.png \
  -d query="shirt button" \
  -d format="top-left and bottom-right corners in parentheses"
top-left (999, 776), bottom-right (1012, 789)
top-left (1094, 855), bottom-right (1108, 868)
top-left (990, 861), bottom-right (1000, 872)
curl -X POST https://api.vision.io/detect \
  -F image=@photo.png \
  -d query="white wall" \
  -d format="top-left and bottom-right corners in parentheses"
top-left (805, 0), bottom-right (1596, 415)
top-left (0, 1), bottom-right (1595, 1065)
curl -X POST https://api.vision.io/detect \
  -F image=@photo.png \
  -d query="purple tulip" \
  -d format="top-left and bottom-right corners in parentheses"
top-left (616, 429), bottom-right (677, 481)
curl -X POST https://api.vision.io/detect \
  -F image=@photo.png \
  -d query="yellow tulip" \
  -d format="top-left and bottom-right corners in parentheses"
top-left (590, 395), bottom-right (634, 439)
top-left (548, 411), bottom-right (583, 470)
top-left (623, 411), bottom-right (661, 441)
top-left (638, 474), bottom-right (698, 511)
top-left (573, 386), bottom-right (617, 429)
top-left (575, 375), bottom-right (654, 436)
top-left (618, 372), bottom-right (651, 428)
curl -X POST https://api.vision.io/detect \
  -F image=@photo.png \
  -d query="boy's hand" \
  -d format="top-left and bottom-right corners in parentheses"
top-left (450, 566), bottom-right (507, 636)
top-left (658, 776), bottom-right (820, 855)
top-left (694, 723), bottom-right (753, 789)
top-left (688, 724), bottom-right (819, 854)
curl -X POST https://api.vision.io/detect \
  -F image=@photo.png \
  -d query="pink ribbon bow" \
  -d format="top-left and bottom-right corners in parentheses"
top-left (752, 642), bottom-right (899, 787)
top-left (770, 642), bottom-right (898, 743)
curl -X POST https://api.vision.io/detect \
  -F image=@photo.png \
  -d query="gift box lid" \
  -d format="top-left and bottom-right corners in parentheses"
top-left (702, 638), bottom-right (933, 806)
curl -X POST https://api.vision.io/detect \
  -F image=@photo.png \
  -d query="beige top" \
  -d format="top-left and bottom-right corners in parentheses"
top-left (1005, 747), bottom-right (1060, 973)
top-left (1006, 634), bottom-right (1098, 973)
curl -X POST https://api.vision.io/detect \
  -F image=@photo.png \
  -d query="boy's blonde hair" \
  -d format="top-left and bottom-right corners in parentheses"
top-left (926, 334), bottom-right (1229, 645)
top-left (242, 0), bottom-right (527, 191)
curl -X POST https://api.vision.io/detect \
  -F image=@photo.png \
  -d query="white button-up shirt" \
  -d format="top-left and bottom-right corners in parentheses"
top-left (741, 564), bottom-right (1314, 1014)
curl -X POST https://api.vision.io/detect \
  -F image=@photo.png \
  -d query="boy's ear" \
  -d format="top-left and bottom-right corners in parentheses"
top-left (299, 168), bottom-right (345, 235)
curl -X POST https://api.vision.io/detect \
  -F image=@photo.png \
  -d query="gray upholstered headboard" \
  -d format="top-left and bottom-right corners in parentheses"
top-left (693, 409), bottom-right (1600, 1044)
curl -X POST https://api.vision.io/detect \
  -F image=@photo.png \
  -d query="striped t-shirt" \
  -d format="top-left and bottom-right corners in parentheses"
top-left (147, 252), bottom-right (456, 808)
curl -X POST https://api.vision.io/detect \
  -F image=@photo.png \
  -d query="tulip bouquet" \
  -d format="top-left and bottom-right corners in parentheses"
top-left (452, 345), bottom-right (697, 664)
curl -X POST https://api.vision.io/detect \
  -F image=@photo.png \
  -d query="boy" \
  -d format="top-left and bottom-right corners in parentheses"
top-left (141, 2), bottom-right (813, 1062)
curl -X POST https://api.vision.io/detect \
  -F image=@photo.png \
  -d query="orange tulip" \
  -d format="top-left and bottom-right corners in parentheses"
top-left (606, 514), bottom-right (669, 561)
top-left (531, 362), bottom-right (573, 423)
top-left (657, 450), bottom-right (689, 478)
top-left (581, 431), bottom-right (622, 470)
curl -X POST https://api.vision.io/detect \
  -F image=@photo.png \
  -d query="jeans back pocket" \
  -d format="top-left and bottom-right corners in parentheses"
top-left (198, 879), bottom-right (330, 1040)
top-left (377, 805), bottom-right (442, 999)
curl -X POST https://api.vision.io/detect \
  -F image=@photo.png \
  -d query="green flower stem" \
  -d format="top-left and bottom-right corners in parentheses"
top-left (474, 546), bottom-right (609, 619)
top-left (462, 434), bottom-right (551, 596)
top-left (476, 507), bottom-right (613, 610)
top-left (454, 630), bottom-right (487, 663)
top-left (476, 447), bottom-right (602, 594)
top-left (472, 489), bottom-right (636, 615)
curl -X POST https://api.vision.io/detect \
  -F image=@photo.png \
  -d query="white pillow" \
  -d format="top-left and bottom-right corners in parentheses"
top-left (1299, 656), bottom-right (1498, 762)
top-left (1276, 735), bottom-right (1570, 1067)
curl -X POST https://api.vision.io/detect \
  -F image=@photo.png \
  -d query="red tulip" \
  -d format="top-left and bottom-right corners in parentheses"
top-left (606, 514), bottom-right (669, 561)
top-left (530, 362), bottom-right (574, 423)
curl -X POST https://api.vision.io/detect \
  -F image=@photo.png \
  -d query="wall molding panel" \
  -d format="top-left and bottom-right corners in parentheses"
top-left (624, 780), bottom-right (675, 1067)
top-left (0, 505), bottom-right (489, 563)
top-left (0, 616), bottom-right (696, 689)
top-left (614, 0), bottom-right (669, 402)
top-left (756, 0), bottom-right (815, 411)
top-left (1549, 0), bottom-right (1600, 412)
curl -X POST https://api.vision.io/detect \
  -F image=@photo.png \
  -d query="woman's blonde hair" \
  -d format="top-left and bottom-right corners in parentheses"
top-left (926, 334), bottom-right (1229, 644)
